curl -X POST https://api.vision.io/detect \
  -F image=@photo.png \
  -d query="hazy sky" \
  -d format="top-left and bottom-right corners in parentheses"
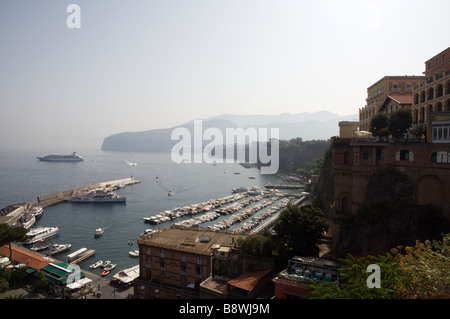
top-left (1, 0), bottom-right (449, 150)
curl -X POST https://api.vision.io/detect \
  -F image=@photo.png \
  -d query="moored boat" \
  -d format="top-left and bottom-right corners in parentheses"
top-left (22, 226), bottom-right (60, 244)
top-left (47, 243), bottom-right (71, 256)
top-left (30, 243), bottom-right (50, 252)
top-left (104, 263), bottom-right (116, 271)
top-left (90, 260), bottom-right (103, 269)
top-left (30, 206), bottom-right (43, 219)
top-left (70, 190), bottom-right (126, 203)
top-left (13, 213), bottom-right (35, 230)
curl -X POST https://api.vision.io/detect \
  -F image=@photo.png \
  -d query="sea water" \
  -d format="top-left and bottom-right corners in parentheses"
top-left (0, 148), bottom-right (284, 274)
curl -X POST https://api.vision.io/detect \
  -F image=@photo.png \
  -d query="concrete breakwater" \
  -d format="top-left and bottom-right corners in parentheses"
top-left (0, 177), bottom-right (140, 226)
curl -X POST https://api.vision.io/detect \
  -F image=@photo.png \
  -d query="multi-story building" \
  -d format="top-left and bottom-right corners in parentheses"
top-left (331, 47), bottom-right (450, 258)
top-left (411, 47), bottom-right (450, 135)
top-left (134, 225), bottom-right (248, 299)
top-left (359, 75), bottom-right (425, 131)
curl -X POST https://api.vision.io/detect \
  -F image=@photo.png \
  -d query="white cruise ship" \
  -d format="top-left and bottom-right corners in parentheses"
top-left (37, 152), bottom-right (84, 162)
top-left (23, 226), bottom-right (60, 244)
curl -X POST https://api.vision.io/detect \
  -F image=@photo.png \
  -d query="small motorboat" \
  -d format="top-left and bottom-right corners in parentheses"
top-left (94, 228), bottom-right (104, 237)
top-left (90, 260), bottom-right (103, 269)
top-left (128, 241), bottom-right (134, 245)
top-left (101, 270), bottom-right (110, 276)
top-left (100, 260), bottom-right (111, 268)
top-left (30, 243), bottom-right (50, 252)
top-left (129, 250), bottom-right (139, 257)
top-left (104, 263), bottom-right (116, 271)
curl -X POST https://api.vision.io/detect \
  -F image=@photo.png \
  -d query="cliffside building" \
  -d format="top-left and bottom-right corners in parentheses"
top-left (332, 47), bottom-right (450, 257)
top-left (359, 75), bottom-right (425, 132)
top-left (133, 225), bottom-right (273, 299)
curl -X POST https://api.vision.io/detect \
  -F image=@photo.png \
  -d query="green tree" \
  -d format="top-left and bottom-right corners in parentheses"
top-left (370, 112), bottom-right (389, 136)
top-left (238, 233), bottom-right (273, 258)
top-left (388, 108), bottom-right (412, 138)
top-left (0, 223), bottom-right (28, 264)
top-left (273, 204), bottom-right (328, 258)
top-left (307, 234), bottom-right (450, 299)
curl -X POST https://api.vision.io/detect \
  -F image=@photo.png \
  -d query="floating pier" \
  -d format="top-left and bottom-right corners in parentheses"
top-left (69, 249), bottom-right (96, 265)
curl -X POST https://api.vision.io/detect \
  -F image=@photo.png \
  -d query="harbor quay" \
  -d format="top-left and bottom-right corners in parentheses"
top-left (0, 177), bottom-right (140, 226)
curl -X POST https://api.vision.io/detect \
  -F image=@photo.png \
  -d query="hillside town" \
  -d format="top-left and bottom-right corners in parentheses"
top-left (1, 46), bottom-right (449, 301)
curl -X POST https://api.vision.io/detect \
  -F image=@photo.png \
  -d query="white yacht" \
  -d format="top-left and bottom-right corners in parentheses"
top-left (47, 243), bottom-right (71, 256)
top-left (22, 226), bottom-right (60, 244)
top-left (37, 152), bottom-right (84, 162)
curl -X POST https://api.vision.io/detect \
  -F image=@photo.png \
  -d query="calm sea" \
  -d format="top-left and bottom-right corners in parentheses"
top-left (0, 148), bottom-right (285, 274)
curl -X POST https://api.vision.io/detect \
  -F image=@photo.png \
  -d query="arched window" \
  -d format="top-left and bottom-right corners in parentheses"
top-left (436, 83), bottom-right (444, 98)
top-left (427, 87), bottom-right (434, 101)
top-left (420, 90), bottom-right (426, 103)
top-left (414, 93), bottom-right (419, 105)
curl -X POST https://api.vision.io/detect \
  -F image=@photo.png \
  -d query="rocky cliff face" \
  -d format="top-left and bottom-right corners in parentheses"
top-left (336, 170), bottom-right (449, 257)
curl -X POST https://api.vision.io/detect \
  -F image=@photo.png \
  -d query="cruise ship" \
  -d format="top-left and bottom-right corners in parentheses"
top-left (37, 152), bottom-right (84, 162)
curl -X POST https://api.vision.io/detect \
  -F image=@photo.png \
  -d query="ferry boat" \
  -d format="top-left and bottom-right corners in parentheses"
top-left (37, 152), bottom-right (84, 162)
top-left (71, 190), bottom-right (126, 203)
top-left (13, 213), bottom-right (35, 229)
top-left (22, 226), bottom-right (60, 244)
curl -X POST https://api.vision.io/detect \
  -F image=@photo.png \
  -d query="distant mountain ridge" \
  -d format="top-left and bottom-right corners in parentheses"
top-left (101, 111), bottom-right (358, 152)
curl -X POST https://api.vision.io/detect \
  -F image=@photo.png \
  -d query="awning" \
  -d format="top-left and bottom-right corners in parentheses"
top-left (121, 277), bottom-right (134, 284)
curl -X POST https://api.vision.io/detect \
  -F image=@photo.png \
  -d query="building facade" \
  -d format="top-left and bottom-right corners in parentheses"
top-left (359, 75), bottom-right (425, 131)
top-left (134, 225), bottom-right (246, 299)
top-left (412, 47), bottom-right (450, 133)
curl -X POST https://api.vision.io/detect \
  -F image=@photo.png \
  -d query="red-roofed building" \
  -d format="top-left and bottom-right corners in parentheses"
top-left (0, 245), bottom-right (51, 270)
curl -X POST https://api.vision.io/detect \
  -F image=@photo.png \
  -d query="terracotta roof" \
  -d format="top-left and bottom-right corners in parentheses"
top-left (0, 245), bottom-right (52, 270)
top-left (388, 94), bottom-right (412, 105)
top-left (227, 269), bottom-right (271, 292)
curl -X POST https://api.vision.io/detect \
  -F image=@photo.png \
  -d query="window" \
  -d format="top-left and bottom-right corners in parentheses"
top-left (432, 123), bottom-right (450, 143)
top-left (396, 149), bottom-right (413, 162)
top-left (160, 258), bottom-right (165, 269)
top-left (181, 262), bottom-right (186, 272)
top-left (362, 151), bottom-right (369, 160)
top-left (431, 151), bottom-right (450, 163)
top-left (196, 265), bottom-right (202, 277)
top-left (376, 150), bottom-right (384, 161)
top-left (400, 150), bottom-right (409, 161)
top-left (160, 249), bottom-right (165, 257)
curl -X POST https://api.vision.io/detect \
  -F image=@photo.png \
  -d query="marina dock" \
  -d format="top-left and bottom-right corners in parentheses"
top-left (265, 184), bottom-right (304, 190)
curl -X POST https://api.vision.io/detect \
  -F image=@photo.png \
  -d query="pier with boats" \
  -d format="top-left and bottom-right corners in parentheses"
top-left (143, 185), bottom-right (309, 235)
